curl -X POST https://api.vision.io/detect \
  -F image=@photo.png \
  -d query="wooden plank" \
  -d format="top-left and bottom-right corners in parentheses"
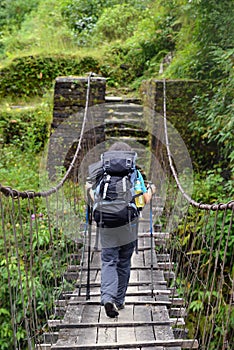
top-left (133, 304), bottom-right (155, 348)
top-left (157, 262), bottom-right (175, 270)
top-left (117, 305), bottom-right (136, 346)
top-left (152, 305), bottom-right (181, 350)
top-left (131, 251), bottom-right (146, 267)
top-left (88, 246), bottom-right (158, 252)
top-left (51, 339), bottom-right (199, 349)
top-left (75, 304), bottom-right (100, 345)
top-left (126, 270), bottom-right (139, 302)
top-left (76, 289), bottom-right (172, 298)
top-left (50, 207), bottom-right (189, 350)
top-left (164, 271), bottom-right (175, 280)
top-left (156, 254), bottom-right (170, 262)
top-left (91, 250), bottom-right (101, 266)
top-left (138, 269), bottom-right (165, 283)
top-left (169, 297), bottom-right (185, 306)
top-left (138, 232), bottom-right (169, 238)
top-left (98, 305), bottom-right (116, 344)
top-left (43, 332), bottom-right (59, 344)
top-left (67, 300), bottom-right (172, 306)
top-left (169, 308), bottom-right (187, 318)
top-left (144, 247), bottom-right (158, 267)
top-left (72, 280), bottom-right (167, 288)
top-left (35, 344), bottom-right (51, 350)
top-left (73, 266), bottom-right (171, 271)
top-left (47, 320), bottom-right (183, 328)
top-left (84, 232), bottom-right (170, 240)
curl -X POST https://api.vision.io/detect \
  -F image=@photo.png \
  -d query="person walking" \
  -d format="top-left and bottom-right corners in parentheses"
top-left (88, 142), bottom-right (154, 318)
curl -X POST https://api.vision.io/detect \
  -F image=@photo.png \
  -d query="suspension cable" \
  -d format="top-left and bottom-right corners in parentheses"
top-left (162, 79), bottom-right (234, 211)
top-left (0, 72), bottom-right (94, 199)
top-left (1, 75), bottom-right (233, 210)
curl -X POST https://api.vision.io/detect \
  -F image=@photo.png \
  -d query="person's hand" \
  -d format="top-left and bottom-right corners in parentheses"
top-left (150, 184), bottom-right (156, 194)
top-left (85, 182), bottom-right (94, 203)
top-left (147, 183), bottom-right (156, 195)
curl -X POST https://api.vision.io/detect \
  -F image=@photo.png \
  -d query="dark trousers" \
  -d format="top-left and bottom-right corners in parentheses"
top-left (101, 241), bottom-right (135, 307)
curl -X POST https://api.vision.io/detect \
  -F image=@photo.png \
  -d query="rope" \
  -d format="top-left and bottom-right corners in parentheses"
top-left (1, 75), bottom-right (232, 211)
top-left (162, 79), bottom-right (233, 211)
top-left (0, 195), bottom-right (18, 349)
top-left (0, 75), bottom-right (232, 350)
top-left (0, 72), bottom-right (94, 200)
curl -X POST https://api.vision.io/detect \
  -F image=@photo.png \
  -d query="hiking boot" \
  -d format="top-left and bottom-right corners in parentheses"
top-left (104, 302), bottom-right (119, 318)
top-left (117, 303), bottom-right (125, 310)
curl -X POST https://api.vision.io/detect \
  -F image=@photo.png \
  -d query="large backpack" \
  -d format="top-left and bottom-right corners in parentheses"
top-left (88, 151), bottom-right (140, 228)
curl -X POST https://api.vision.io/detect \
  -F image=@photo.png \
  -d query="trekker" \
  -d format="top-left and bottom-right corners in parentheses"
top-left (87, 142), bottom-right (154, 318)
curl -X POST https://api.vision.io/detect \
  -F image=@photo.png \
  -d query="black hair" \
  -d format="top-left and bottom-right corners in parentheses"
top-left (108, 141), bottom-right (132, 152)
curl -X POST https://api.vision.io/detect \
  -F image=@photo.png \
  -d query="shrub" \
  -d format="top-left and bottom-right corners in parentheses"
top-left (94, 4), bottom-right (142, 42)
top-left (0, 105), bottom-right (51, 152)
top-left (0, 55), bottom-right (100, 97)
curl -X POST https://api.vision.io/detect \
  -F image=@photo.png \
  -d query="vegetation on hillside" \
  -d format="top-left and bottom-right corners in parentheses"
top-left (0, 0), bottom-right (233, 172)
top-left (0, 0), bottom-right (233, 349)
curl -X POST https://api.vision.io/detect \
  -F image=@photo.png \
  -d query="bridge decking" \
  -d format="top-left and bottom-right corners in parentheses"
top-left (39, 204), bottom-right (198, 350)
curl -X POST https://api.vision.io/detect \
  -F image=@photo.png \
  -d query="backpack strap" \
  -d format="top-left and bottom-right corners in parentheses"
top-left (122, 176), bottom-right (127, 192)
top-left (102, 174), bottom-right (111, 199)
top-left (101, 151), bottom-right (137, 175)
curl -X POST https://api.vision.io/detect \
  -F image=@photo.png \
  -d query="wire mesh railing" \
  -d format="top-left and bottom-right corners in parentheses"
top-left (0, 76), bottom-right (233, 349)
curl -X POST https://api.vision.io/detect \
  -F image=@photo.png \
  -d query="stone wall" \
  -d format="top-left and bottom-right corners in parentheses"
top-left (140, 79), bottom-right (212, 172)
top-left (47, 76), bottom-right (106, 181)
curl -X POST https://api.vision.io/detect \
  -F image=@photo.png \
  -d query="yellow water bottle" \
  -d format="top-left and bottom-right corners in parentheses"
top-left (134, 180), bottom-right (144, 209)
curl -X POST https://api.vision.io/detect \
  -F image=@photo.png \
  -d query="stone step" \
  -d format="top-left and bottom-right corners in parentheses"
top-left (105, 103), bottom-right (143, 113)
top-left (105, 127), bottom-right (148, 138)
top-left (105, 135), bottom-right (149, 146)
top-left (105, 110), bottom-right (143, 120)
top-left (105, 118), bottom-right (144, 126)
top-left (105, 96), bottom-right (141, 104)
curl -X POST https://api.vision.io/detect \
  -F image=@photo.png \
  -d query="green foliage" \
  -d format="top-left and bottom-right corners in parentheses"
top-left (0, 1), bottom-right (233, 349)
top-left (189, 48), bottom-right (234, 171)
top-left (172, 168), bottom-right (234, 349)
top-left (0, 0), bottom-right (40, 56)
top-left (61, 0), bottom-right (107, 33)
top-left (97, 4), bottom-right (178, 87)
top-left (0, 0), bottom-right (75, 57)
top-left (0, 145), bottom-right (39, 190)
top-left (94, 4), bottom-right (142, 42)
top-left (61, 0), bottom-right (149, 33)
top-left (194, 0), bottom-right (234, 51)
top-left (61, 0), bottom-right (151, 46)
top-left (0, 0), bottom-right (39, 29)
top-left (0, 106), bottom-right (50, 152)
top-left (0, 208), bottom-right (76, 349)
top-left (0, 102), bottom-right (51, 189)
top-left (0, 55), bottom-right (100, 97)
top-left (164, 0), bottom-right (234, 81)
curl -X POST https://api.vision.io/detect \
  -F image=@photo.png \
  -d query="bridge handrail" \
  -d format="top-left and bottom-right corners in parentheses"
top-left (162, 79), bottom-right (234, 211)
top-left (0, 72), bottom-right (94, 200)
top-left (0, 76), bottom-right (233, 211)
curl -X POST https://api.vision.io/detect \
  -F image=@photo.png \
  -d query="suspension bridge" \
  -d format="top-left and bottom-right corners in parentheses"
top-left (0, 74), bottom-right (233, 350)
